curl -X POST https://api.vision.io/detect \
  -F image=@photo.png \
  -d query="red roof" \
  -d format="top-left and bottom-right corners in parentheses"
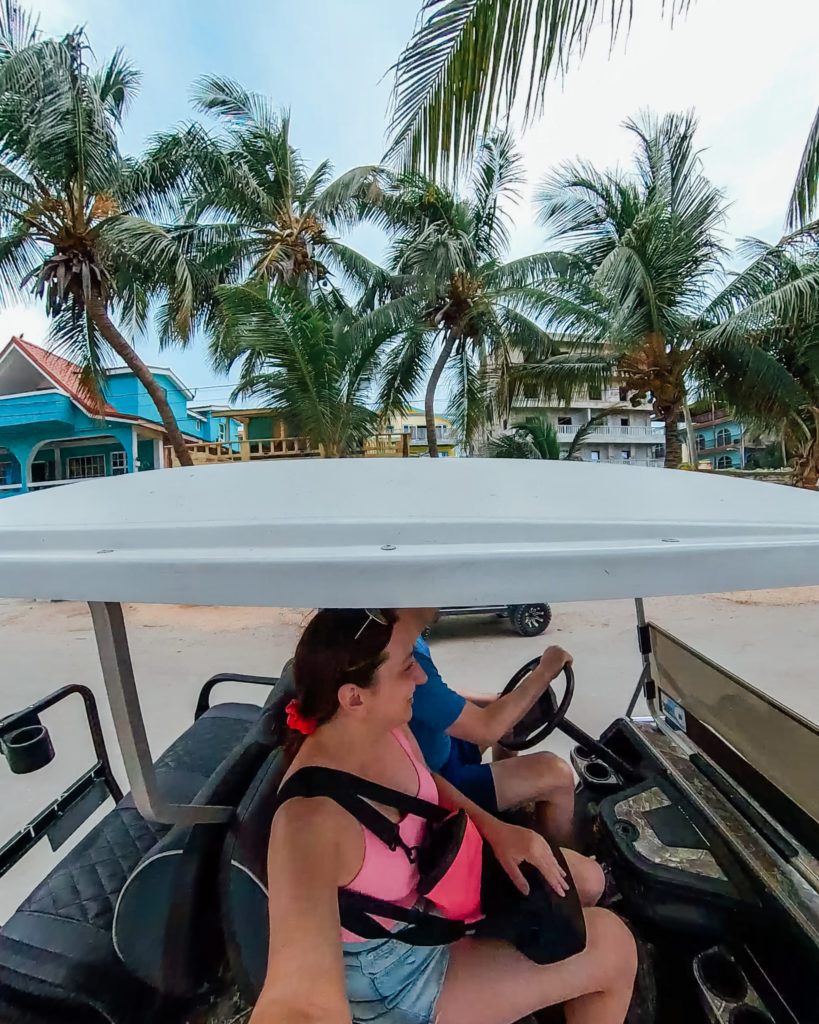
top-left (0, 336), bottom-right (131, 420)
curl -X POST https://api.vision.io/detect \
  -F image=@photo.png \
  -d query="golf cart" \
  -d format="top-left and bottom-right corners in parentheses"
top-left (0, 459), bottom-right (817, 1024)
top-left (437, 602), bottom-right (552, 636)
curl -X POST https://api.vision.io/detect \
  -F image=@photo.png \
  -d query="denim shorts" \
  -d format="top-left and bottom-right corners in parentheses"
top-left (343, 932), bottom-right (450, 1024)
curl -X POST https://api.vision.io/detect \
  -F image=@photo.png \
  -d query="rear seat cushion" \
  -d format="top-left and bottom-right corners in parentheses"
top-left (0, 702), bottom-right (263, 1023)
top-left (112, 705), bottom-right (278, 997)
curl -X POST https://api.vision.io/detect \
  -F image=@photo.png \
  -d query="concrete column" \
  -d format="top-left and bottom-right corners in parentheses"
top-left (53, 446), bottom-right (62, 480)
top-left (153, 438), bottom-right (163, 470)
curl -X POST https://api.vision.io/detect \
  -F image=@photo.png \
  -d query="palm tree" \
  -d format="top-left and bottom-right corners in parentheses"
top-left (211, 283), bottom-right (393, 458)
top-left (509, 111), bottom-right (728, 468)
top-left (695, 236), bottom-right (819, 487)
top-left (387, 0), bottom-right (693, 176)
top-left (0, 9), bottom-right (198, 465)
top-left (366, 131), bottom-right (559, 456)
top-left (162, 76), bottom-right (384, 297)
top-left (484, 410), bottom-right (611, 460)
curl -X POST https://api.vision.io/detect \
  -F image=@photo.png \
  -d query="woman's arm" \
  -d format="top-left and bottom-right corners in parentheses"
top-left (250, 798), bottom-right (361, 1024)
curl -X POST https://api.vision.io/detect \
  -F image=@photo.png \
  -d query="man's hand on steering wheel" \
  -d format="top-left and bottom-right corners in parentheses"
top-left (532, 646), bottom-right (573, 690)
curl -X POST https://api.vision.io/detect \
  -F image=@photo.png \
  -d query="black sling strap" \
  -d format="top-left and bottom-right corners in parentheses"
top-left (276, 765), bottom-right (449, 859)
top-left (275, 765), bottom-right (472, 946)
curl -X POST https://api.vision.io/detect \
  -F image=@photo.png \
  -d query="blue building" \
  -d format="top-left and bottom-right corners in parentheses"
top-left (0, 336), bottom-right (239, 497)
top-left (683, 407), bottom-right (766, 470)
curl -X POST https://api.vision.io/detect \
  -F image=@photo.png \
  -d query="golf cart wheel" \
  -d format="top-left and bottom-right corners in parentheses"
top-left (510, 603), bottom-right (551, 637)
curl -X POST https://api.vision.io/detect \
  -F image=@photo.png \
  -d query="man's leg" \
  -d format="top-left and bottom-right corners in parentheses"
top-left (490, 752), bottom-right (576, 847)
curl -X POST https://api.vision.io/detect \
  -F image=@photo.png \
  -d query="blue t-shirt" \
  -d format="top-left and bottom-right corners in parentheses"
top-left (410, 636), bottom-right (466, 771)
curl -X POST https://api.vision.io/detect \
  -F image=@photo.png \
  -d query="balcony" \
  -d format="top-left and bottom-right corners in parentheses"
top-left (557, 424), bottom-right (658, 441)
top-left (0, 390), bottom-right (75, 429)
top-left (590, 457), bottom-right (664, 468)
top-left (167, 435), bottom-right (319, 466)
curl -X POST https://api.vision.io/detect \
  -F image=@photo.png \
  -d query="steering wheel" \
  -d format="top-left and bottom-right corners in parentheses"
top-left (497, 659), bottom-right (575, 751)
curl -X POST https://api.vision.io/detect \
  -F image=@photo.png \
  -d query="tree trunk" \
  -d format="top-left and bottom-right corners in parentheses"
top-left (425, 332), bottom-right (457, 457)
top-left (85, 293), bottom-right (194, 467)
top-left (663, 410), bottom-right (683, 469)
top-left (681, 399), bottom-right (698, 469)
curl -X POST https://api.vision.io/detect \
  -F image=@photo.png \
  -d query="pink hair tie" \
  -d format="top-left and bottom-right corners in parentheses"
top-left (285, 698), bottom-right (317, 736)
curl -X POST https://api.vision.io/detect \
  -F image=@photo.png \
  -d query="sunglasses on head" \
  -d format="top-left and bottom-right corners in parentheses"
top-left (354, 608), bottom-right (389, 640)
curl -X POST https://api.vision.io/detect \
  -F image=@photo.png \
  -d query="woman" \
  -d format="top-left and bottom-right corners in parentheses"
top-left (251, 609), bottom-right (636, 1024)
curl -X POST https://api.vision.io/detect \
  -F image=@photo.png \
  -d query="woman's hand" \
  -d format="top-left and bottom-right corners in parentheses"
top-left (484, 820), bottom-right (569, 897)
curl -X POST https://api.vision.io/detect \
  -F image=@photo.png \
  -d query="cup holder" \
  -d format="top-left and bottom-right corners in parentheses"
top-left (696, 949), bottom-right (748, 1003)
top-left (730, 1009), bottom-right (773, 1024)
top-left (1, 723), bottom-right (55, 774)
top-left (584, 760), bottom-right (613, 782)
top-left (573, 746), bottom-right (594, 761)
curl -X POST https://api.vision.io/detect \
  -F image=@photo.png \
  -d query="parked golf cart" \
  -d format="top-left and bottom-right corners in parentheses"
top-left (437, 602), bottom-right (552, 636)
top-left (0, 459), bottom-right (818, 1024)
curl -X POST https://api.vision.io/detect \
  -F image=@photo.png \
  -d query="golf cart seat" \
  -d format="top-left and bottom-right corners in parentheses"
top-left (219, 661), bottom-right (296, 1001)
top-left (0, 699), bottom-right (273, 1024)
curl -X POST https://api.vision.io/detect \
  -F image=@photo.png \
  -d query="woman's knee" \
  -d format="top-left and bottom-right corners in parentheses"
top-left (582, 907), bottom-right (638, 986)
top-left (562, 850), bottom-right (605, 906)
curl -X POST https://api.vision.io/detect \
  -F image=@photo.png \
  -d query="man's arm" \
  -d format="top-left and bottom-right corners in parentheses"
top-left (446, 647), bottom-right (572, 748)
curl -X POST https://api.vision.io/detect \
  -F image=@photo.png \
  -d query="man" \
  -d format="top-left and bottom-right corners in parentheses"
top-left (404, 608), bottom-right (576, 846)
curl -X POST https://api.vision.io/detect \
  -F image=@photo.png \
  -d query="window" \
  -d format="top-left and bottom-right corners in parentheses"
top-left (695, 434), bottom-right (706, 452)
top-left (588, 386), bottom-right (602, 400)
top-left (0, 463), bottom-right (9, 484)
top-left (619, 385), bottom-right (629, 401)
top-left (403, 424), bottom-right (411, 433)
top-left (716, 455), bottom-right (733, 469)
top-left (557, 416), bottom-right (572, 426)
top-left (111, 451), bottom-right (127, 476)
top-left (620, 417), bottom-right (629, 427)
top-left (715, 427), bottom-right (731, 448)
top-left (385, 423), bottom-right (394, 434)
top-left (218, 421), bottom-right (227, 442)
top-left (620, 449), bottom-right (631, 460)
top-left (67, 454), bottom-right (105, 479)
top-left (590, 450), bottom-right (600, 462)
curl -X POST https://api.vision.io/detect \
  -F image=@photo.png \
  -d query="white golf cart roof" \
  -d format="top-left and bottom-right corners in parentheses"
top-left (1, 459), bottom-right (818, 607)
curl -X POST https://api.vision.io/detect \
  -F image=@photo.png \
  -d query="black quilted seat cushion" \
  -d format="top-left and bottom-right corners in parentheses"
top-left (13, 703), bottom-right (259, 932)
top-left (0, 702), bottom-right (262, 1022)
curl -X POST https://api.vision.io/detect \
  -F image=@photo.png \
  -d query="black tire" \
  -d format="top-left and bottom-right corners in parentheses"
top-left (510, 603), bottom-right (552, 637)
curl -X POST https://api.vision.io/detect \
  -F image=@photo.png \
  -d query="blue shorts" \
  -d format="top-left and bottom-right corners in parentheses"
top-left (440, 737), bottom-right (498, 812)
top-left (343, 933), bottom-right (449, 1024)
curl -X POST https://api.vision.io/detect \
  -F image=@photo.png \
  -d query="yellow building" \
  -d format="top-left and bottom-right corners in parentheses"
top-left (374, 407), bottom-right (457, 457)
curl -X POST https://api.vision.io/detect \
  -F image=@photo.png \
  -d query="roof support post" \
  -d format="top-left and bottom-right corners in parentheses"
top-left (625, 597), bottom-right (656, 718)
top-left (89, 601), bottom-right (233, 825)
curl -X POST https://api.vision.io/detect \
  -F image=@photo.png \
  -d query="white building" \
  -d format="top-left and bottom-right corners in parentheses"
top-left (507, 385), bottom-right (664, 467)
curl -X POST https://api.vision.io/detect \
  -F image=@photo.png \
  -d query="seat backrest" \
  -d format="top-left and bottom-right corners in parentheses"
top-left (112, 705), bottom-right (277, 998)
top-left (219, 661), bottom-right (293, 1002)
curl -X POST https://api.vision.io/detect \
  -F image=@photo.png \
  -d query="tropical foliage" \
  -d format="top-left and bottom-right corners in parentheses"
top-left (389, 0), bottom-right (694, 176)
top-left (484, 412), bottom-right (609, 460)
top-left (364, 131), bottom-right (559, 456)
top-left (211, 284), bottom-right (392, 458)
top-left (502, 111), bottom-right (741, 468)
top-left (0, 8), bottom-right (198, 464)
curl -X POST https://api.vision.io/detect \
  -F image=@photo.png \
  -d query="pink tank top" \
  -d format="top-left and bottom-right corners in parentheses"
top-left (340, 729), bottom-right (438, 943)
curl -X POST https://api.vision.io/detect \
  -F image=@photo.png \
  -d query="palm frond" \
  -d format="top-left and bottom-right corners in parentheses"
top-left (788, 104), bottom-right (819, 230)
top-left (387, 0), bottom-right (693, 176)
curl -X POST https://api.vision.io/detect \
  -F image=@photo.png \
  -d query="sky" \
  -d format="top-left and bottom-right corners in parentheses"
top-left (2, 0), bottom-right (819, 405)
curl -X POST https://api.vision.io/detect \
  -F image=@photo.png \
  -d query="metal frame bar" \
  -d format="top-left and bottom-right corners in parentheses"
top-left (89, 601), bottom-right (232, 825)
top-left (0, 682), bottom-right (122, 803)
top-left (625, 597), bottom-right (657, 719)
top-left (194, 671), bottom-right (279, 720)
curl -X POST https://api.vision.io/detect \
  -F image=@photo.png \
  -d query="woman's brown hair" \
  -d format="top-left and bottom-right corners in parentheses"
top-left (275, 608), bottom-right (397, 760)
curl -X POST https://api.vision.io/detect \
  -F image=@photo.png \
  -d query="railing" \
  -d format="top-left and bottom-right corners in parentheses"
top-left (363, 434), bottom-right (410, 458)
top-left (694, 437), bottom-right (741, 452)
top-left (167, 436), bottom-right (319, 466)
top-left (557, 424), bottom-right (658, 440)
top-left (586, 457), bottom-right (663, 468)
